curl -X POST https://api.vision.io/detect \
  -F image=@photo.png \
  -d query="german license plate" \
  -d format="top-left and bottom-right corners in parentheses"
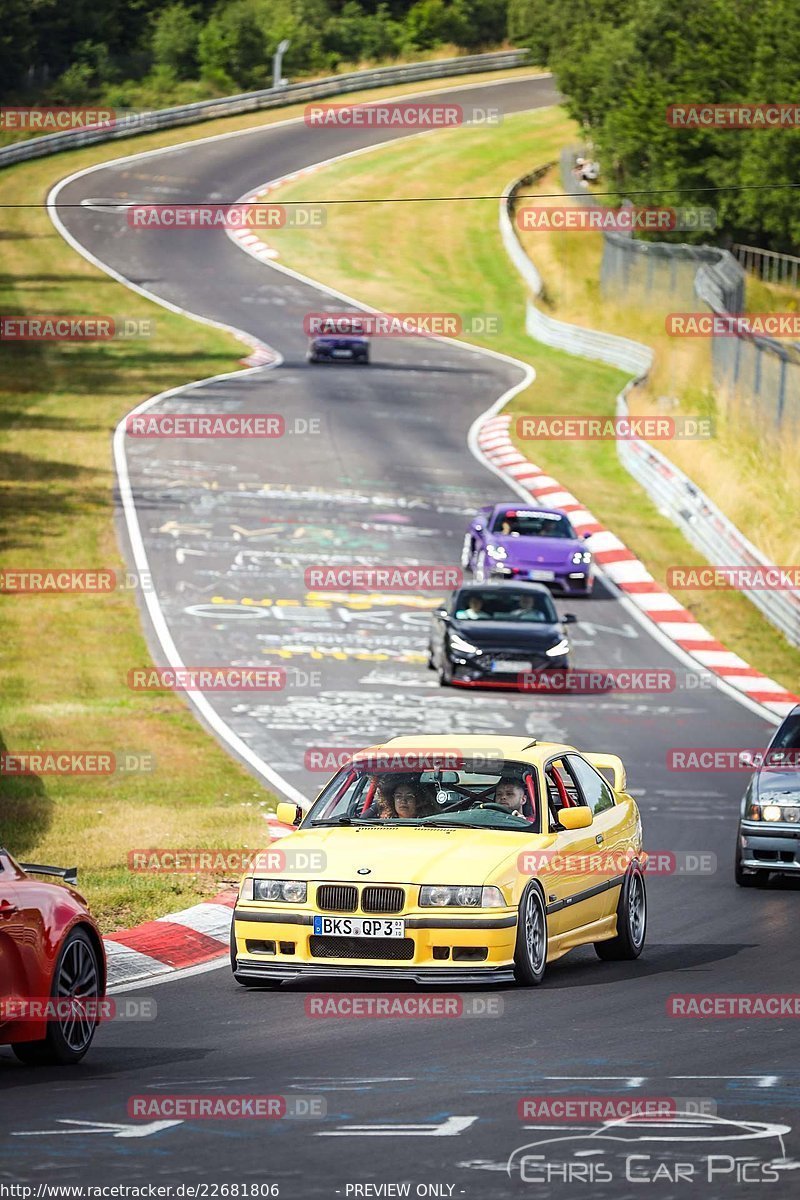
top-left (529, 569), bottom-right (555, 581)
top-left (313, 916), bottom-right (405, 937)
top-left (491, 659), bottom-right (532, 673)
top-left (332, 349), bottom-right (352, 358)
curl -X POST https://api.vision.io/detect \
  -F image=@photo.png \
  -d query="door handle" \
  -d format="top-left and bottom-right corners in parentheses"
top-left (0, 901), bottom-right (19, 918)
top-left (595, 834), bottom-right (604, 845)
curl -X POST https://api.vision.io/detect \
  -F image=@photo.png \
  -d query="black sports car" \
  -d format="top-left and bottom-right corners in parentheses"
top-left (736, 704), bottom-right (800, 886)
top-left (307, 316), bottom-right (369, 364)
top-left (427, 582), bottom-right (576, 689)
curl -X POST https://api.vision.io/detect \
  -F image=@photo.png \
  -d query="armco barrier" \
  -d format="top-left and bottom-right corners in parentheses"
top-left (500, 170), bottom-right (800, 649)
top-left (0, 51), bottom-right (532, 169)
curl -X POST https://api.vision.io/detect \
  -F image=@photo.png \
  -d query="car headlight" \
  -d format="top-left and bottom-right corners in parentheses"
top-left (486, 545), bottom-right (507, 560)
top-left (571, 551), bottom-right (592, 565)
top-left (762, 805), bottom-right (782, 822)
top-left (545, 638), bottom-right (570, 657)
top-left (449, 632), bottom-right (481, 655)
top-left (419, 885), bottom-right (504, 907)
top-left (240, 878), bottom-right (307, 903)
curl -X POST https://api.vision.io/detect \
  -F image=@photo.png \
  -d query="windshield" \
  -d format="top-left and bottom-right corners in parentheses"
top-left (306, 764), bottom-right (540, 831)
top-left (491, 509), bottom-right (574, 539)
top-left (452, 588), bottom-right (557, 623)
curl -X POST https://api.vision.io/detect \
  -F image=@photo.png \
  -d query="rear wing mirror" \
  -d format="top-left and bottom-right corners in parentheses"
top-left (20, 862), bottom-right (78, 886)
top-left (584, 753), bottom-right (627, 793)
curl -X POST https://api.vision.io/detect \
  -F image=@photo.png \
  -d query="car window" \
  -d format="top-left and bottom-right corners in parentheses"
top-left (543, 759), bottom-right (583, 830)
top-left (490, 509), bottom-right (574, 539)
top-left (565, 754), bottom-right (616, 814)
top-left (452, 589), bottom-right (557, 623)
top-left (307, 763), bottom-right (541, 830)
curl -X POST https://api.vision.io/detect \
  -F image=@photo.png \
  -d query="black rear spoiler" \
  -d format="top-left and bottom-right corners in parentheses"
top-left (20, 862), bottom-right (78, 886)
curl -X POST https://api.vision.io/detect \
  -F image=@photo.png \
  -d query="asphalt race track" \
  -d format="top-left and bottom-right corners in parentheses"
top-left (2, 74), bottom-right (799, 1197)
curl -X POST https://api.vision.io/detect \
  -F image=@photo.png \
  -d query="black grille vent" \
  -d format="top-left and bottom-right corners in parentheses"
top-left (361, 886), bottom-right (405, 913)
top-left (316, 884), bottom-right (358, 912)
top-left (310, 936), bottom-right (414, 961)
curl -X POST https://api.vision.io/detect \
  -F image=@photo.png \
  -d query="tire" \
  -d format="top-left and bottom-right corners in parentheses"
top-left (735, 842), bottom-right (770, 888)
top-left (513, 884), bottom-right (548, 986)
top-left (426, 643), bottom-right (436, 669)
top-left (594, 865), bottom-right (646, 961)
top-left (12, 928), bottom-right (101, 1065)
top-left (230, 921), bottom-right (281, 988)
top-left (460, 535), bottom-right (474, 571)
top-left (437, 654), bottom-right (453, 687)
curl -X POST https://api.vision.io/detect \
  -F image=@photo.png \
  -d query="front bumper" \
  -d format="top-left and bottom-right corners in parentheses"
top-left (232, 905), bottom-right (518, 980)
top-left (489, 565), bottom-right (593, 594)
top-left (739, 823), bottom-right (800, 872)
top-left (449, 657), bottom-right (569, 689)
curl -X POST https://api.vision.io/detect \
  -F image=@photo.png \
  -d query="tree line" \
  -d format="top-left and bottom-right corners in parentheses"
top-left (510, 0), bottom-right (799, 252)
top-left (2, 0), bottom-right (796, 250)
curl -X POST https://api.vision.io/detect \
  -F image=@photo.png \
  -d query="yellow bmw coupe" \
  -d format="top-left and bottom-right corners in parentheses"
top-left (231, 736), bottom-right (646, 987)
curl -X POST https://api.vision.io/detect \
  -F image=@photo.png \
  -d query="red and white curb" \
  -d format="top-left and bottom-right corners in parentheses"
top-left (104, 816), bottom-right (296, 987)
top-left (477, 414), bottom-right (798, 718)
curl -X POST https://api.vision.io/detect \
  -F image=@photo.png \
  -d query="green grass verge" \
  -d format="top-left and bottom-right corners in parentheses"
top-left (0, 67), bottom-right (538, 930)
top-left (255, 105), bottom-right (800, 693)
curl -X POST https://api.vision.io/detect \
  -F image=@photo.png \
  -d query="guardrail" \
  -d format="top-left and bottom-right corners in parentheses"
top-left (0, 50), bottom-right (532, 169)
top-left (733, 243), bottom-right (800, 289)
top-left (499, 167), bottom-right (800, 648)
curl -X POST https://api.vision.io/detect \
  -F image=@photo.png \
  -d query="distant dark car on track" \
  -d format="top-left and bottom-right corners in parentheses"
top-left (736, 705), bottom-right (800, 887)
top-left (427, 582), bottom-right (576, 688)
top-left (462, 504), bottom-right (593, 595)
top-left (0, 849), bottom-right (106, 1064)
top-left (308, 315), bottom-right (370, 364)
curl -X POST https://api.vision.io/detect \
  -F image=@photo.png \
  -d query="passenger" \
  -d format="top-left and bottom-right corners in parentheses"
top-left (392, 779), bottom-right (433, 818)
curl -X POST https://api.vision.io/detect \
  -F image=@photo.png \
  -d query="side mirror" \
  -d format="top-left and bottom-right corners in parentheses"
top-left (436, 608), bottom-right (450, 620)
top-left (474, 523), bottom-right (483, 532)
top-left (276, 801), bottom-right (303, 828)
top-left (562, 612), bottom-right (577, 624)
top-left (558, 806), bottom-right (593, 830)
top-left (581, 532), bottom-right (592, 540)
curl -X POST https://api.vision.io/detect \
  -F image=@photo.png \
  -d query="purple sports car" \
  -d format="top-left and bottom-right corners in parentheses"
top-left (462, 504), bottom-right (593, 595)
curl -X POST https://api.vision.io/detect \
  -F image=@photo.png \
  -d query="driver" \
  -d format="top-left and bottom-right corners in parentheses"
top-left (494, 778), bottom-right (527, 815)
top-left (456, 594), bottom-right (489, 620)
